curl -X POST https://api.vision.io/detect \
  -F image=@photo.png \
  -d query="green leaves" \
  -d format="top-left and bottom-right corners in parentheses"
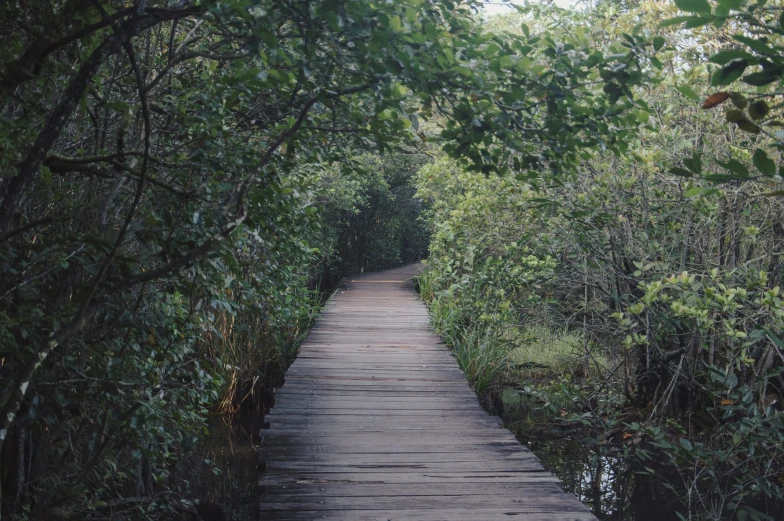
top-left (748, 100), bottom-right (769, 120)
top-left (670, 167), bottom-right (694, 177)
top-left (704, 148), bottom-right (778, 183)
top-left (661, 15), bottom-right (712, 28)
top-left (675, 0), bottom-right (712, 14)
top-left (389, 15), bottom-right (403, 32)
top-left (603, 82), bottom-right (624, 103)
top-left (711, 59), bottom-right (748, 86)
top-left (733, 35), bottom-right (775, 55)
top-left (672, 152), bottom-right (703, 178)
top-left (730, 92), bottom-right (747, 109)
top-left (752, 149), bottom-right (776, 175)
top-left (726, 108), bottom-right (760, 133)
top-left (684, 186), bottom-right (720, 197)
top-left (676, 84), bottom-right (701, 102)
top-left (700, 2), bottom-right (784, 158)
top-left (684, 152), bottom-right (702, 175)
top-left (716, 158), bottom-right (750, 178)
top-left (742, 67), bottom-right (781, 86)
top-left (498, 55), bottom-right (520, 69)
top-left (717, 0), bottom-right (744, 9)
top-left (709, 50), bottom-right (755, 65)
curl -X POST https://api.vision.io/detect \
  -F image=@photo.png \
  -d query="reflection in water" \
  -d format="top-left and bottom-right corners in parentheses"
top-left (194, 412), bottom-right (263, 521)
top-left (527, 438), bottom-right (679, 521)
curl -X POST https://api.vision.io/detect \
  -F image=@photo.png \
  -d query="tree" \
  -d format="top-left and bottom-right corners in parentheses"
top-left (0, 0), bottom-right (656, 517)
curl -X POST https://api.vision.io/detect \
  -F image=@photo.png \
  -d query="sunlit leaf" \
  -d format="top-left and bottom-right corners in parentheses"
top-left (676, 85), bottom-right (700, 102)
top-left (685, 187), bottom-right (720, 197)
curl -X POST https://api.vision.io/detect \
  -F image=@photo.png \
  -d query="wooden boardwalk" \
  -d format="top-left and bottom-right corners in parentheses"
top-left (259, 264), bottom-right (596, 521)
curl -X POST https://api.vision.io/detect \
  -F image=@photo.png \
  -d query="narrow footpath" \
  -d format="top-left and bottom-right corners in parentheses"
top-left (258, 263), bottom-right (596, 520)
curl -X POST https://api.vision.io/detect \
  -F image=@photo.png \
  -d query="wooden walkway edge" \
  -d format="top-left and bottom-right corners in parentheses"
top-left (258, 263), bottom-right (596, 521)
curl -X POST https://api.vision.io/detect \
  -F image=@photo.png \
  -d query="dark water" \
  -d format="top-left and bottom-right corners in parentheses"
top-left (195, 412), bottom-right (264, 521)
top-left (525, 438), bottom-right (679, 520)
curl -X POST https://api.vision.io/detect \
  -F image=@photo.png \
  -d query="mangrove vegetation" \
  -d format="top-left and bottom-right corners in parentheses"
top-left (1, 0), bottom-right (783, 520)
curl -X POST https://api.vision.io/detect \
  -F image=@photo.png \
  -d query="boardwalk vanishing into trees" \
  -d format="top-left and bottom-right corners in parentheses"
top-left (258, 264), bottom-right (595, 520)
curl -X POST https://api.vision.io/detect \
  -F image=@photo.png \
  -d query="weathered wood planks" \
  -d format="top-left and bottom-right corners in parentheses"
top-left (259, 263), bottom-right (595, 521)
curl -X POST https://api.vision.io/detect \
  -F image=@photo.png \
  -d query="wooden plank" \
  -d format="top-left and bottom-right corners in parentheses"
top-left (265, 410), bottom-right (497, 420)
top-left (260, 470), bottom-right (560, 485)
top-left (260, 495), bottom-right (586, 511)
top-left (256, 509), bottom-right (595, 521)
top-left (260, 439), bottom-right (524, 449)
top-left (259, 263), bottom-right (594, 521)
top-left (273, 398), bottom-right (483, 405)
top-left (258, 452), bottom-right (539, 464)
top-left (266, 410), bottom-right (492, 419)
top-left (264, 462), bottom-right (549, 473)
top-left (259, 438), bottom-right (528, 452)
top-left (261, 482), bottom-right (569, 498)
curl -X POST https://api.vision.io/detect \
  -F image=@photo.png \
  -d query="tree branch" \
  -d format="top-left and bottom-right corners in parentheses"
top-left (0, 5), bottom-right (201, 232)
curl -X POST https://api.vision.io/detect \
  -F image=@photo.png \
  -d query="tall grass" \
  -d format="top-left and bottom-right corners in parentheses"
top-left (417, 271), bottom-right (508, 394)
top-left (200, 287), bottom-right (322, 413)
top-left (508, 324), bottom-right (587, 377)
top-left (443, 323), bottom-right (509, 394)
top-left (417, 269), bottom-right (606, 405)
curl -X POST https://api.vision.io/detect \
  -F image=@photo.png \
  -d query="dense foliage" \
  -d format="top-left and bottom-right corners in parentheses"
top-left (416, 2), bottom-right (784, 520)
top-left (2, 0), bottom-right (783, 520)
top-left (0, 1), bottom-right (445, 518)
top-left (311, 153), bottom-right (430, 285)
